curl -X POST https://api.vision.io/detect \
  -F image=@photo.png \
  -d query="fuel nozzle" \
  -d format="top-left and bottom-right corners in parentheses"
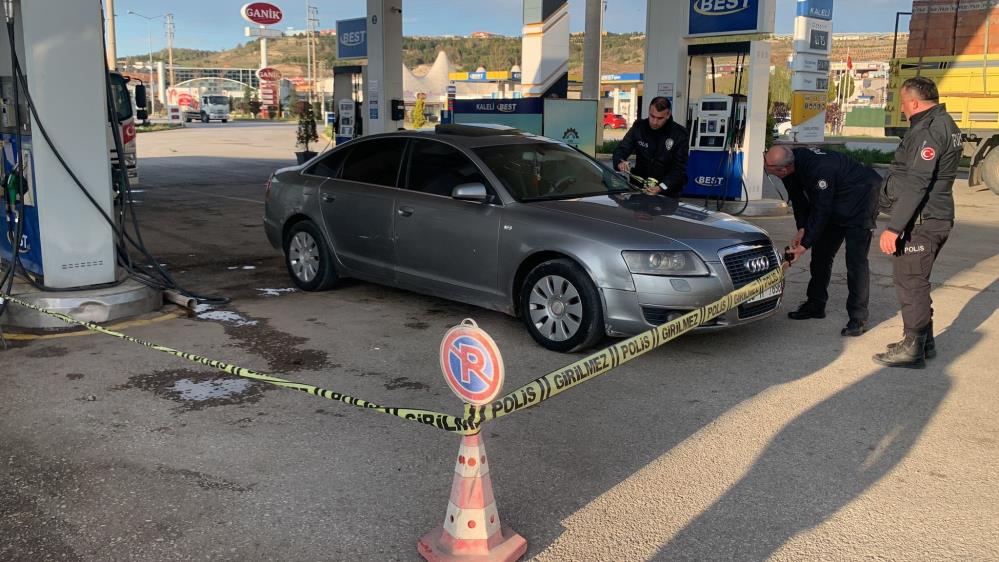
top-left (4, 171), bottom-right (19, 209)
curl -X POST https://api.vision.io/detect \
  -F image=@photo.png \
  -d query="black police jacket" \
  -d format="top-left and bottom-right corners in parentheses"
top-left (880, 103), bottom-right (961, 234)
top-left (785, 147), bottom-right (881, 249)
top-left (611, 117), bottom-right (689, 197)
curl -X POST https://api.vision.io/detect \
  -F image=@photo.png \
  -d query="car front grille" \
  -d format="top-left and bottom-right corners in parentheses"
top-left (642, 307), bottom-right (719, 328)
top-left (720, 243), bottom-right (782, 320)
top-left (722, 244), bottom-right (779, 289)
top-left (738, 296), bottom-right (780, 319)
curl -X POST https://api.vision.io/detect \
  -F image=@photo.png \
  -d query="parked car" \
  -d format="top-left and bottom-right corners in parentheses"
top-left (772, 118), bottom-right (792, 138)
top-left (603, 113), bottom-right (628, 129)
top-left (264, 124), bottom-right (783, 352)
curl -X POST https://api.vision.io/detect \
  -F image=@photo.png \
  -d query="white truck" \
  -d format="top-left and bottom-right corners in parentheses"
top-left (183, 94), bottom-right (230, 123)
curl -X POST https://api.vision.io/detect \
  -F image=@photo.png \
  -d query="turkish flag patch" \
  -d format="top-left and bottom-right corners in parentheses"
top-left (920, 146), bottom-right (936, 161)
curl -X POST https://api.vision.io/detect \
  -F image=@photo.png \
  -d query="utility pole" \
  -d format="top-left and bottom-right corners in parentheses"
top-left (105, 0), bottom-right (118, 69)
top-left (582, 0), bottom-right (604, 146)
top-left (128, 10), bottom-right (165, 114)
top-left (165, 13), bottom-right (175, 87)
top-left (307, 5), bottom-right (319, 104)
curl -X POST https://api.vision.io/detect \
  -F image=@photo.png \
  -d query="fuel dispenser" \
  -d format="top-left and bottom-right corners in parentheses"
top-left (683, 92), bottom-right (747, 200)
top-left (332, 65), bottom-right (363, 145)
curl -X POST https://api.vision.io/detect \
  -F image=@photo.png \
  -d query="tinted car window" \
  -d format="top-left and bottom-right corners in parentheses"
top-left (341, 139), bottom-right (407, 187)
top-left (405, 139), bottom-right (487, 197)
top-left (306, 148), bottom-right (348, 178)
top-left (474, 142), bottom-right (632, 201)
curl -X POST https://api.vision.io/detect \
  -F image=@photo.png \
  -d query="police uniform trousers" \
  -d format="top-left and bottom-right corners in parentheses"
top-left (807, 224), bottom-right (873, 322)
top-left (893, 218), bottom-right (952, 336)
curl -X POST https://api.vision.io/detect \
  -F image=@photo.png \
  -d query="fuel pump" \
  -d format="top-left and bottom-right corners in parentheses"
top-left (682, 92), bottom-right (747, 200)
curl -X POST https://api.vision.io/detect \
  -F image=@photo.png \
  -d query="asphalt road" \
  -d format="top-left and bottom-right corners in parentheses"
top-left (1, 121), bottom-right (997, 561)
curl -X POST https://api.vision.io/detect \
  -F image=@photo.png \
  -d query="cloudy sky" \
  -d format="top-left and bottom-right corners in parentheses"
top-left (114, 0), bottom-right (908, 56)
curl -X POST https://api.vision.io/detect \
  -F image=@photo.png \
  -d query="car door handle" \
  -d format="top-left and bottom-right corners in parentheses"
top-left (397, 206), bottom-right (414, 217)
top-left (321, 194), bottom-right (335, 203)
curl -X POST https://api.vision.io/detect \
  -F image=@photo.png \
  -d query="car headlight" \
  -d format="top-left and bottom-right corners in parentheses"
top-left (622, 250), bottom-right (710, 276)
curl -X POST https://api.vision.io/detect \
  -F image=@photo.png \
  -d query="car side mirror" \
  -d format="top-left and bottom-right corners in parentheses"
top-left (452, 182), bottom-right (488, 202)
top-left (134, 84), bottom-right (147, 109)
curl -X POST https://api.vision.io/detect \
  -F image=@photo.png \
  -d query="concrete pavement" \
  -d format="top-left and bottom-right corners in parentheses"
top-left (1, 121), bottom-right (996, 561)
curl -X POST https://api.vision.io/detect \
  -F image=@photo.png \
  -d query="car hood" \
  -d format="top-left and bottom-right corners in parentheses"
top-left (528, 193), bottom-right (771, 255)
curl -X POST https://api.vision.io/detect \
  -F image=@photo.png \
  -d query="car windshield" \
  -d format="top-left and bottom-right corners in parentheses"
top-left (473, 142), bottom-right (635, 202)
top-left (205, 96), bottom-right (228, 105)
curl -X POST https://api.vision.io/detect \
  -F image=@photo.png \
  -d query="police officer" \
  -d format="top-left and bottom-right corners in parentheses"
top-left (764, 145), bottom-right (881, 336)
top-left (612, 96), bottom-right (688, 198)
top-left (874, 77), bottom-right (960, 369)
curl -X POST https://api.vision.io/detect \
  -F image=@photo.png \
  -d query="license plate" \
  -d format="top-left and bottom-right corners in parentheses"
top-left (746, 283), bottom-right (782, 304)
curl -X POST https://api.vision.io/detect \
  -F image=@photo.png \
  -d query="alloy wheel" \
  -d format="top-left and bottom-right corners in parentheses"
top-left (528, 274), bottom-right (583, 342)
top-left (288, 231), bottom-right (320, 283)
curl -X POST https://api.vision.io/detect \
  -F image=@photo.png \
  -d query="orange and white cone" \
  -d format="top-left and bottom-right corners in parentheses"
top-left (418, 433), bottom-right (527, 561)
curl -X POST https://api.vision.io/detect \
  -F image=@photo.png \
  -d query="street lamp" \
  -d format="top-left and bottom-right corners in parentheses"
top-left (127, 10), bottom-right (165, 116)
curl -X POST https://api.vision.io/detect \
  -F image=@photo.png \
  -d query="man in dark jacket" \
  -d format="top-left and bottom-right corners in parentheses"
top-left (874, 77), bottom-right (961, 369)
top-left (764, 145), bottom-right (881, 336)
top-left (612, 96), bottom-right (688, 198)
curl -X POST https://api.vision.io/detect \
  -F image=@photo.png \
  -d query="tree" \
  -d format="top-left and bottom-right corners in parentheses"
top-left (411, 93), bottom-right (427, 129)
top-left (296, 103), bottom-right (318, 152)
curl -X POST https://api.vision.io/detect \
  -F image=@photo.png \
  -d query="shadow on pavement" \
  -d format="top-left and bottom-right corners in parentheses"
top-left (653, 277), bottom-right (997, 561)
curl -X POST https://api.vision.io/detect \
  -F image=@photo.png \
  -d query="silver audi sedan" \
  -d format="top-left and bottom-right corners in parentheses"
top-left (264, 124), bottom-right (783, 352)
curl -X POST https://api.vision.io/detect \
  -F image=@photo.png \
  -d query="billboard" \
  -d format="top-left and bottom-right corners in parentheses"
top-left (795, 0), bottom-right (833, 20)
top-left (452, 98), bottom-right (544, 135)
top-left (543, 99), bottom-right (598, 157)
top-left (687, 0), bottom-right (775, 37)
top-left (336, 17), bottom-right (367, 60)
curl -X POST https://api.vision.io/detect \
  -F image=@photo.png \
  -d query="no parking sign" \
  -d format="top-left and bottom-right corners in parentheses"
top-left (439, 319), bottom-right (504, 405)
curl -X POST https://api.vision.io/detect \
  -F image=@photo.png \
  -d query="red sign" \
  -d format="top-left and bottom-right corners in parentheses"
top-left (177, 93), bottom-right (198, 109)
top-left (241, 2), bottom-right (283, 26)
top-left (439, 319), bottom-right (504, 405)
top-left (257, 67), bottom-right (281, 81)
top-left (921, 146), bottom-right (936, 161)
top-left (121, 121), bottom-right (136, 145)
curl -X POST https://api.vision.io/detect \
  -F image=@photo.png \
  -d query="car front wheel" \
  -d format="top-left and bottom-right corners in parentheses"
top-left (520, 259), bottom-right (604, 352)
top-left (284, 220), bottom-right (339, 291)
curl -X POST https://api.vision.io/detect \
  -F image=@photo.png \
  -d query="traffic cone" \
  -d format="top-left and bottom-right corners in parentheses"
top-left (418, 433), bottom-right (527, 561)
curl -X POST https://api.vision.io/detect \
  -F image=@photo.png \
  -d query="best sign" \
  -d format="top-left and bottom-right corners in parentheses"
top-left (241, 2), bottom-right (283, 26)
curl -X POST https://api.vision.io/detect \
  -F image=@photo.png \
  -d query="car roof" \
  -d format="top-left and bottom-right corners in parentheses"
top-left (360, 124), bottom-right (563, 149)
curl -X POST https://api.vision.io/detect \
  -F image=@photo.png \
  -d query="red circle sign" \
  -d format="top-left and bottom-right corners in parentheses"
top-left (257, 67), bottom-right (282, 81)
top-left (439, 320), bottom-right (504, 405)
top-left (921, 147), bottom-right (936, 161)
top-left (241, 2), bottom-right (283, 26)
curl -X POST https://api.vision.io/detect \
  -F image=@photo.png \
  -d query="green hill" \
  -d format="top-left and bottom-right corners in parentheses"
top-left (121, 32), bottom-right (905, 79)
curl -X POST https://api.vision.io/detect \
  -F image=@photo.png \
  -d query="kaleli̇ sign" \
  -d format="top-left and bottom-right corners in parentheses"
top-left (241, 3), bottom-right (283, 26)
top-left (257, 67), bottom-right (281, 81)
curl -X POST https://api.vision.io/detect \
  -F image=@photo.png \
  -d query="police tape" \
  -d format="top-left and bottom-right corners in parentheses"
top-left (460, 267), bottom-right (785, 426)
top-left (0, 294), bottom-right (478, 434)
top-left (0, 267), bottom-right (783, 435)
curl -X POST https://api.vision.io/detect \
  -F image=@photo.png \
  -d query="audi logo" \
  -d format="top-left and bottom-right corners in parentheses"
top-left (743, 256), bottom-right (770, 274)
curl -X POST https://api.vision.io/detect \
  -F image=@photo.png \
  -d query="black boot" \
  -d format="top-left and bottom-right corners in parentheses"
top-left (841, 319), bottom-right (867, 337)
top-left (887, 321), bottom-right (936, 359)
top-left (788, 301), bottom-right (826, 320)
top-left (873, 333), bottom-right (927, 369)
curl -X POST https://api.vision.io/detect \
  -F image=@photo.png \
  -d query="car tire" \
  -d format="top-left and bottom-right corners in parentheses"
top-left (520, 259), bottom-right (604, 353)
top-left (201, 112), bottom-right (209, 123)
top-left (222, 118), bottom-right (228, 123)
top-left (283, 220), bottom-right (339, 291)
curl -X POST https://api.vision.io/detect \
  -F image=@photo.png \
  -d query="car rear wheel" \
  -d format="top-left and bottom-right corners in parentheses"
top-left (284, 220), bottom-right (339, 291)
top-left (520, 259), bottom-right (603, 352)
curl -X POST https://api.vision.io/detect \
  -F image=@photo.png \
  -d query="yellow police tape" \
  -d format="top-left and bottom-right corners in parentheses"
top-left (1, 267), bottom-right (782, 435)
